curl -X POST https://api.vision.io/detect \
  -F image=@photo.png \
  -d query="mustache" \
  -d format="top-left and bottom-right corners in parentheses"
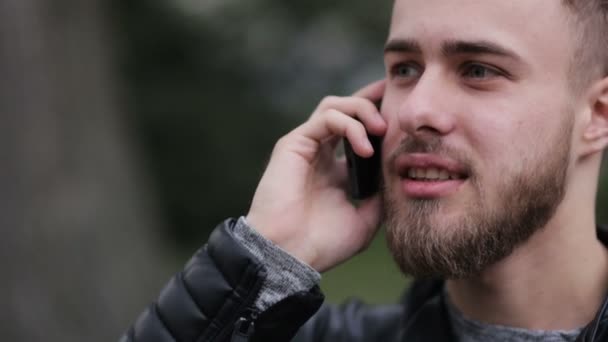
top-left (397, 134), bottom-right (443, 154)
top-left (388, 134), bottom-right (474, 174)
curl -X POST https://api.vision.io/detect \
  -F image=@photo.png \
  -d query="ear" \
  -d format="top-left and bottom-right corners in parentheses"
top-left (580, 77), bottom-right (608, 158)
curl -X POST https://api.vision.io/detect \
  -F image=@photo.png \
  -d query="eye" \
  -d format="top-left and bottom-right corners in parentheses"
top-left (390, 63), bottom-right (422, 79)
top-left (461, 63), bottom-right (502, 80)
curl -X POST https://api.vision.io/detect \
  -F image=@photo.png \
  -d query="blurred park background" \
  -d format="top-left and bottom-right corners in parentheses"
top-left (1, 0), bottom-right (606, 340)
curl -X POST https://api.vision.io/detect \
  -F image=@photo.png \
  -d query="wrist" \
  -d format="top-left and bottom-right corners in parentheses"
top-left (244, 214), bottom-right (320, 270)
top-left (233, 216), bottom-right (322, 311)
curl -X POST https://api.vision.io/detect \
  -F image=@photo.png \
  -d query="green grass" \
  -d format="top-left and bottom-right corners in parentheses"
top-left (320, 230), bottom-right (410, 305)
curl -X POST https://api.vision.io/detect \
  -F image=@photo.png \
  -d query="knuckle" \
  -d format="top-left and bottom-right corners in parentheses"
top-left (322, 109), bottom-right (342, 129)
top-left (319, 95), bottom-right (341, 108)
top-left (325, 108), bottom-right (340, 119)
top-left (274, 134), bottom-right (291, 150)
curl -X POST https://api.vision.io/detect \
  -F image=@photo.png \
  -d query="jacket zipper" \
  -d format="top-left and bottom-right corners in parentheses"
top-left (230, 309), bottom-right (259, 342)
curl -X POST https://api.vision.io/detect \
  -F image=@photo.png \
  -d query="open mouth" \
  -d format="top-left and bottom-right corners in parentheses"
top-left (394, 153), bottom-right (470, 198)
top-left (402, 167), bottom-right (468, 181)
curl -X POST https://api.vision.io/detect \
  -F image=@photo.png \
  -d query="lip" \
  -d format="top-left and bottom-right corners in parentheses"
top-left (394, 153), bottom-right (468, 199)
top-left (401, 178), bottom-right (466, 198)
top-left (394, 153), bottom-right (467, 176)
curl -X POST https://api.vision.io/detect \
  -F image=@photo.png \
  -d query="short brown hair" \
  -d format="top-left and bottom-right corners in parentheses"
top-left (562, 0), bottom-right (608, 92)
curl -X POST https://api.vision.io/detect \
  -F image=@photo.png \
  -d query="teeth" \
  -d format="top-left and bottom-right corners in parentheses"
top-left (416, 168), bottom-right (425, 179)
top-left (407, 168), bottom-right (462, 181)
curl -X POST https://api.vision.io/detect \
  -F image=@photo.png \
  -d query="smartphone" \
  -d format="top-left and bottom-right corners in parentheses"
top-left (343, 125), bottom-right (382, 200)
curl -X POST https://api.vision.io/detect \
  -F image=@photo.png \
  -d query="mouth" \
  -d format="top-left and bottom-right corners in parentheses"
top-left (395, 154), bottom-right (469, 198)
top-left (402, 167), bottom-right (467, 181)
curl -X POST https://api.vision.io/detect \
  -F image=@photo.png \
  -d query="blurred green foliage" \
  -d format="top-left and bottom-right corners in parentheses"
top-left (113, 0), bottom-right (293, 253)
top-left (111, 0), bottom-right (608, 304)
top-left (112, 0), bottom-right (391, 251)
top-left (321, 230), bottom-right (410, 304)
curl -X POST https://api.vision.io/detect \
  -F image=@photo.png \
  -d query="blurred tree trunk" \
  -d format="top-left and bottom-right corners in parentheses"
top-left (0, 1), bottom-right (171, 340)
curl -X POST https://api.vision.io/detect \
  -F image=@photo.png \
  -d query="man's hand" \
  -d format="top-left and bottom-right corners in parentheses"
top-left (246, 80), bottom-right (387, 272)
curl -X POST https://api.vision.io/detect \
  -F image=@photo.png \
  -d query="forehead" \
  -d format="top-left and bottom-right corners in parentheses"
top-left (389, 0), bottom-right (575, 65)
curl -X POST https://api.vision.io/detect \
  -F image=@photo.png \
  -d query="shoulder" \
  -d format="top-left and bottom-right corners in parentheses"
top-left (292, 279), bottom-right (447, 342)
top-left (292, 299), bottom-right (404, 341)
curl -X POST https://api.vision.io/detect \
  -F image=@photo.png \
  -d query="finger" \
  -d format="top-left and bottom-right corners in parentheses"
top-left (325, 109), bottom-right (374, 157)
top-left (317, 96), bottom-right (386, 135)
top-left (302, 109), bottom-right (374, 157)
top-left (352, 79), bottom-right (386, 102)
top-left (333, 156), bottom-right (349, 189)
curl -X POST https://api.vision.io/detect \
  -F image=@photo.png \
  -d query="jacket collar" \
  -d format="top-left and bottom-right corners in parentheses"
top-left (576, 224), bottom-right (608, 341)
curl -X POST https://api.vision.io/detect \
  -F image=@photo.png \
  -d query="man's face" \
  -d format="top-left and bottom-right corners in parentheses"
top-left (381, 0), bottom-right (579, 278)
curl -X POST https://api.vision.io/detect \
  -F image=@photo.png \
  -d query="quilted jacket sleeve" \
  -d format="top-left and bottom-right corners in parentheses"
top-left (120, 218), bottom-right (323, 342)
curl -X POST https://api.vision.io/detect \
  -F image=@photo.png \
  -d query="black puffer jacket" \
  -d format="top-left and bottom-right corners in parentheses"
top-left (121, 219), bottom-right (608, 341)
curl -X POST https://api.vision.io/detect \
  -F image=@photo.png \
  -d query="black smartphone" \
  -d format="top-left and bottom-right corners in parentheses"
top-left (343, 127), bottom-right (382, 200)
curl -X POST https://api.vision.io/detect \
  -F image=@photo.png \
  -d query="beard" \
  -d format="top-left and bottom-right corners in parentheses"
top-left (383, 118), bottom-right (573, 279)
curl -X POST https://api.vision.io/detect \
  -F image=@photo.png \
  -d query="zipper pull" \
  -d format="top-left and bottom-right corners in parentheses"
top-left (231, 316), bottom-right (255, 342)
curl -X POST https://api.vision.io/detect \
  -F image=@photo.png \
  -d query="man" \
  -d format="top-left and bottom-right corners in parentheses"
top-left (122, 0), bottom-right (608, 341)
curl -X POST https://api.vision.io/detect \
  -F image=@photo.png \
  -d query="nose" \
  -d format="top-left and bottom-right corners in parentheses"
top-left (397, 69), bottom-right (457, 137)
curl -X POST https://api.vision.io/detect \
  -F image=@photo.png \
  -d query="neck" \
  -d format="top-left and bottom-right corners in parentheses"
top-left (447, 172), bottom-right (608, 330)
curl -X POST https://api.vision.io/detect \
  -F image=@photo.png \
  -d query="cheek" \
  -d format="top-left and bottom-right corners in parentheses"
top-left (469, 119), bottom-right (519, 166)
top-left (467, 101), bottom-right (564, 182)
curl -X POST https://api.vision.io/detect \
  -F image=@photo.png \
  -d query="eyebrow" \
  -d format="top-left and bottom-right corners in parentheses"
top-left (384, 38), bottom-right (422, 54)
top-left (384, 38), bottom-right (522, 61)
